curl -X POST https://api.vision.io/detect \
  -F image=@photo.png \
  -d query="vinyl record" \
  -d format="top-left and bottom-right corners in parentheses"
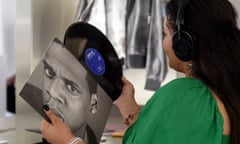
top-left (64, 22), bottom-right (122, 101)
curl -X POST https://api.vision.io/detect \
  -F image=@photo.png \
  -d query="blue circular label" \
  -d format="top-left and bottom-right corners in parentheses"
top-left (85, 48), bottom-right (105, 76)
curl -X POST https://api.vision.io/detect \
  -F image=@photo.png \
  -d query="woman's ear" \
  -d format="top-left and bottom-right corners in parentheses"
top-left (90, 93), bottom-right (98, 114)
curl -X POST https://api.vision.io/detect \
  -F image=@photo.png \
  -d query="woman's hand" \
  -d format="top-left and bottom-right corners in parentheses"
top-left (41, 105), bottom-right (79, 144)
top-left (115, 77), bottom-right (140, 125)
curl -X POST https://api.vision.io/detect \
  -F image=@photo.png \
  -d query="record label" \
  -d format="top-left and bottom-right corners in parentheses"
top-left (85, 48), bottom-right (106, 76)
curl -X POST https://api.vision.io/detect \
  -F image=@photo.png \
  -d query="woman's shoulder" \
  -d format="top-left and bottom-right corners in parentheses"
top-left (146, 78), bottom-right (213, 111)
top-left (148, 77), bottom-right (217, 119)
top-left (154, 77), bottom-right (208, 98)
top-left (162, 77), bottom-right (204, 89)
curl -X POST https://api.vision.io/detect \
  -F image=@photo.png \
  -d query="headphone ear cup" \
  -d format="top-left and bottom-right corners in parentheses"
top-left (172, 30), bottom-right (195, 61)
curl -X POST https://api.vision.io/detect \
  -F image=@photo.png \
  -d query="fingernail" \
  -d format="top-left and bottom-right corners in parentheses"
top-left (43, 104), bottom-right (49, 111)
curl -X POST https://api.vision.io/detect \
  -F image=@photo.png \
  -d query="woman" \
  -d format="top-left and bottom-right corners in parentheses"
top-left (41, 0), bottom-right (240, 143)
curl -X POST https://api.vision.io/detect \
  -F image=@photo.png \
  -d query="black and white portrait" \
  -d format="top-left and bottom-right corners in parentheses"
top-left (19, 37), bottom-right (113, 144)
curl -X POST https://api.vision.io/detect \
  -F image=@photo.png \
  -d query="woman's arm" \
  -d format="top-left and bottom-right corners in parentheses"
top-left (41, 105), bottom-right (85, 144)
top-left (115, 77), bottom-right (141, 126)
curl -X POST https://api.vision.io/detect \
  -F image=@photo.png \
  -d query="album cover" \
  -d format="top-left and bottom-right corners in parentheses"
top-left (19, 37), bottom-right (113, 144)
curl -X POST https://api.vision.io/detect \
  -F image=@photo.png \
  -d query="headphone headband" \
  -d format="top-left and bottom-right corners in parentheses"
top-left (172, 0), bottom-right (195, 61)
top-left (176, 0), bottom-right (185, 26)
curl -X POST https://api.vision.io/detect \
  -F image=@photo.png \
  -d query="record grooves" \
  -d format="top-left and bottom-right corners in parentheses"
top-left (64, 22), bottom-right (123, 101)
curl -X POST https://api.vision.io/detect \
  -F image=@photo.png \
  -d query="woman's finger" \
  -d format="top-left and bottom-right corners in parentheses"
top-left (43, 105), bottom-right (60, 124)
top-left (41, 119), bottom-right (50, 132)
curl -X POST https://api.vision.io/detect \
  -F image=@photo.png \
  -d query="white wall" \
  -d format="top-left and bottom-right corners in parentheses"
top-left (0, 0), bottom-right (16, 117)
top-left (0, 0), bottom-right (5, 117)
top-left (16, 0), bottom-right (33, 114)
top-left (2, 0), bottom-right (16, 78)
top-left (0, 56), bottom-right (6, 117)
top-left (230, 0), bottom-right (240, 28)
top-left (124, 68), bottom-right (177, 105)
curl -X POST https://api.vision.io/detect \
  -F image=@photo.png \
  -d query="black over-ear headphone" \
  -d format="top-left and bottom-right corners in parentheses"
top-left (172, 0), bottom-right (195, 61)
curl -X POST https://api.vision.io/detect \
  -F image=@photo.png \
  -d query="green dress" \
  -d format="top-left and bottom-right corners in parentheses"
top-left (123, 78), bottom-right (230, 144)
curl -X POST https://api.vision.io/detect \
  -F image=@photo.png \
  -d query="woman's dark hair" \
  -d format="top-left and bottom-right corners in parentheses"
top-left (166, 0), bottom-right (240, 143)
